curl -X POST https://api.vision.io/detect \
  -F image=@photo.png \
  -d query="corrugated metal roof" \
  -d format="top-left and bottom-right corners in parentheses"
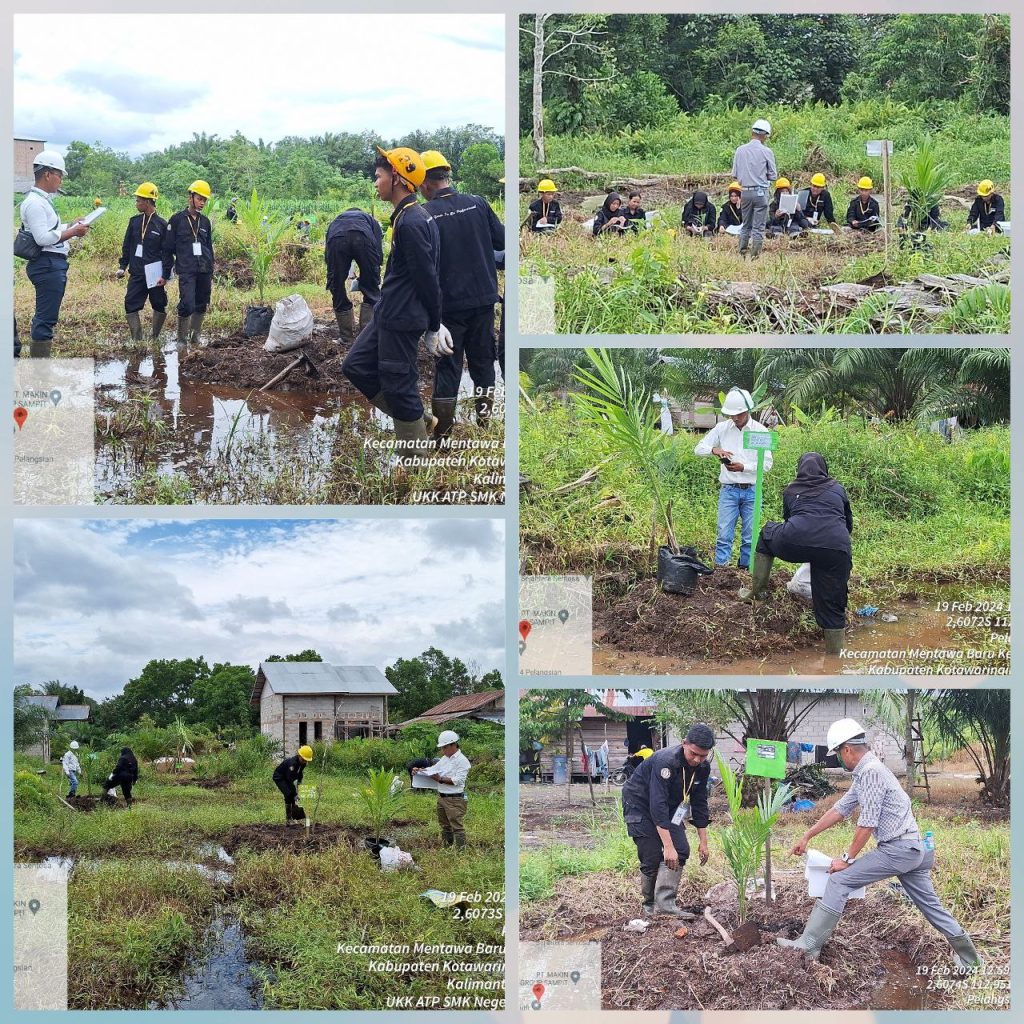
top-left (254, 661), bottom-right (397, 700)
top-left (55, 704), bottom-right (91, 721)
top-left (414, 690), bottom-right (503, 717)
top-left (23, 695), bottom-right (59, 711)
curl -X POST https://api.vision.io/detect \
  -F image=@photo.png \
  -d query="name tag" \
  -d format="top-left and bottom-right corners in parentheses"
top-left (135, 244), bottom-right (144, 258)
top-left (192, 242), bottom-right (202, 256)
top-left (671, 802), bottom-right (692, 826)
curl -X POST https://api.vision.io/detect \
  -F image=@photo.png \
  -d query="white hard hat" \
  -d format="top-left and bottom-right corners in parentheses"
top-left (69, 741), bottom-right (80, 750)
top-left (827, 718), bottom-right (867, 754)
top-left (437, 730), bottom-right (460, 747)
top-left (720, 387), bottom-right (754, 416)
top-left (33, 149), bottom-right (67, 174)
top-left (752, 119), bottom-right (772, 136)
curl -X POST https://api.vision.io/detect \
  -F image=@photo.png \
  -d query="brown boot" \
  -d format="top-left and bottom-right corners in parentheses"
top-left (431, 397), bottom-right (458, 444)
top-left (334, 307), bottom-right (355, 345)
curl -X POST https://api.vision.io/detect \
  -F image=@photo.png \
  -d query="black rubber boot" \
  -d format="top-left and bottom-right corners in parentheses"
top-left (358, 301), bottom-right (374, 332)
top-left (126, 311), bottom-right (143, 342)
top-left (150, 311), bottom-right (166, 341)
top-left (640, 872), bottom-right (656, 915)
top-left (431, 398), bottom-right (458, 444)
top-left (189, 312), bottom-right (205, 344)
top-left (824, 628), bottom-right (845, 655)
top-left (335, 307), bottom-right (355, 345)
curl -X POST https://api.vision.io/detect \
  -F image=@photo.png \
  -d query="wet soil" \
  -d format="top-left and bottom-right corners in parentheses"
top-left (172, 776), bottom-right (232, 790)
top-left (65, 796), bottom-right (100, 812)
top-left (221, 822), bottom-right (361, 856)
top-left (522, 873), bottom-right (954, 1010)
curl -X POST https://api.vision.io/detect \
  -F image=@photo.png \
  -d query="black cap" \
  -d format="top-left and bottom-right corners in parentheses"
top-left (686, 723), bottom-right (715, 749)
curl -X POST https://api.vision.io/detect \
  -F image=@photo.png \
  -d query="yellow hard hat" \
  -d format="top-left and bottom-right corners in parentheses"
top-left (774, 177), bottom-right (791, 191)
top-left (420, 150), bottom-right (451, 172)
top-left (728, 181), bottom-right (742, 193)
top-left (188, 179), bottom-right (212, 199)
top-left (977, 179), bottom-right (995, 197)
top-left (94, 197), bottom-right (103, 207)
top-left (376, 146), bottom-right (426, 188)
top-left (297, 745), bottom-right (314, 762)
top-left (538, 178), bottom-right (558, 193)
top-left (810, 173), bottom-right (827, 188)
top-left (134, 181), bottom-right (159, 201)
top-left (857, 176), bottom-right (873, 190)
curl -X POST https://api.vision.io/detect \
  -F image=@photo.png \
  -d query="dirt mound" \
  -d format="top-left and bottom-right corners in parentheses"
top-left (172, 776), bottom-right (231, 790)
top-left (221, 822), bottom-right (361, 855)
top-left (178, 324), bottom-right (437, 395)
top-left (594, 568), bottom-right (838, 663)
top-left (65, 796), bottom-right (100, 812)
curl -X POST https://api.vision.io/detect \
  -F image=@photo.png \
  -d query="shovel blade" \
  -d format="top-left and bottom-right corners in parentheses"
top-left (730, 920), bottom-right (762, 952)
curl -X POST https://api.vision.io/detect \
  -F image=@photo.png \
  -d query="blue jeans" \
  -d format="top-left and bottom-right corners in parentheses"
top-left (66, 771), bottom-right (78, 796)
top-left (716, 485), bottom-right (755, 567)
top-left (26, 254), bottom-right (68, 344)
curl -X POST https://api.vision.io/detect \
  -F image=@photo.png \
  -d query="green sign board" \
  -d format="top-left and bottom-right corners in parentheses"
top-left (745, 738), bottom-right (787, 779)
top-left (743, 429), bottom-right (778, 451)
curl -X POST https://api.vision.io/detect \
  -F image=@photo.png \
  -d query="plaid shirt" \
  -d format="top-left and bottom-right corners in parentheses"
top-left (833, 751), bottom-right (918, 842)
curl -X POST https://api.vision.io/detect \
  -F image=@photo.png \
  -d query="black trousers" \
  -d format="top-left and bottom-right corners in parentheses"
top-left (757, 533), bottom-right (852, 630)
top-left (176, 272), bottom-right (212, 317)
top-left (342, 319), bottom-right (424, 422)
top-left (629, 828), bottom-right (690, 877)
top-left (125, 271), bottom-right (167, 314)
top-left (433, 305), bottom-right (496, 400)
top-left (328, 234), bottom-right (382, 313)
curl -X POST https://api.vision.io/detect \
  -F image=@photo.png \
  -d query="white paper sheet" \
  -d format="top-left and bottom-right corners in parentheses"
top-left (143, 261), bottom-right (163, 289)
top-left (412, 772), bottom-right (440, 791)
top-left (778, 193), bottom-right (799, 215)
top-left (804, 848), bottom-right (866, 899)
top-left (81, 206), bottom-right (106, 225)
top-left (724, 224), bottom-right (742, 236)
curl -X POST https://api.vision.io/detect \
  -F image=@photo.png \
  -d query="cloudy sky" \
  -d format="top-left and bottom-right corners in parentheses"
top-left (14, 518), bottom-right (505, 700)
top-left (13, 14), bottom-right (504, 155)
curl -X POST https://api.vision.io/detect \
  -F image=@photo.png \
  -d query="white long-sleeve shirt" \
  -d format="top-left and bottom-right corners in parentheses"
top-left (694, 417), bottom-right (773, 484)
top-left (20, 187), bottom-right (69, 256)
top-left (61, 750), bottom-right (81, 775)
top-left (420, 750), bottom-right (471, 794)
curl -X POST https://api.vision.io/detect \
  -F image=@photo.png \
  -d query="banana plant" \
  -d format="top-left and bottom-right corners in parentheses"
top-left (715, 751), bottom-right (792, 921)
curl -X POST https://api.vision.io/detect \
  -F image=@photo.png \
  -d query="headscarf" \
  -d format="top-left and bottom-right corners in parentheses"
top-left (691, 190), bottom-right (708, 208)
top-left (601, 192), bottom-right (622, 216)
top-left (783, 452), bottom-right (837, 500)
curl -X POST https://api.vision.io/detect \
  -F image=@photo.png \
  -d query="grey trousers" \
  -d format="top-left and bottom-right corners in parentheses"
top-left (821, 836), bottom-right (964, 938)
top-left (738, 188), bottom-right (769, 254)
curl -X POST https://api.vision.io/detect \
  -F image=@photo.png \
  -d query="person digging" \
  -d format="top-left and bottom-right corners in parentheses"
top-left (778, 718), bottom-right (982, 971)
top-left (412, 729), bottom-right (471, 848)
top-left (273, 744), bottom-right (313, 824)
top-left (621, 724), bottom-right (713, 918)
top-left (102, 746), bottom-right (139, 807)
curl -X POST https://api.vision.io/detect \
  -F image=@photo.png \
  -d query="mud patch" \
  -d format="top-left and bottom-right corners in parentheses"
top-left (594, 568), bottom-right (838, 663)
top-left (221, 822), bottom-right (360, 856)
top-left (176, 777), bottom-right (232, 790)
top-left (65, 796), bottom-right (100, 812)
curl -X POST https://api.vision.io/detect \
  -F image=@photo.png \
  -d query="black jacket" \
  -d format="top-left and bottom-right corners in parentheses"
top-left (325, 209), bottom-right (383, 292)
top-left (682, 196), bottom-right (715, 231)
top-left (846, 196), bottom-right (880, 229)
top-left (769, 480), bottom-right (853, 554)
top-left (798, 188), bottom-right (836, 225)
top-left (272, 754), bottom-right (306, 800)
top-left (423, 186), bottom-right (503, 313)
top-left (528, 197), bottom-right (562, 230)
top-left (592, 207), bottom-right (628, 237)
top-left (899, 203), bottom-right (946, 232)
top-left (968, 195), bottom-right (1005, 231)
top-left (769, 193), bottom-right (810, 231)
top-left (109, 750), bottom-right (139, 785)
top-left (162, 209), bottom-right (214, 277)
top-left (717, 200), bottom-right (743, 230)
top-left (622, 206), bottom-right (646, 232)
top-left (622, 745), bottom-right (711, 850)
top-left (376, 194), bottom-right (441, 333)
top-left (119, 212), bottom-right (167, 273)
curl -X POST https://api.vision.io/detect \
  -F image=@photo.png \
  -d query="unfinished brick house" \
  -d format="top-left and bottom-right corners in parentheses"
top-left (252, 661), bottom-right (398, 753)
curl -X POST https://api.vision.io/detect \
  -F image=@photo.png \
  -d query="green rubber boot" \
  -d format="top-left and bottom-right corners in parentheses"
top-left (739, 551), bottom-right (774, 601)
top-left (777, 901), bottom-right (841, 960)
top-left (126, 311), bottom-right (143, 342)
top-left (431, 397), bottom-right (458, 444)
top-left (640, 871), bottom-right (656, 916)
top-left (150, 311), bottom-right (166, 341)
top-left (654, 864), bottom-right (696, 919)
top-left (948, 931), bottom-right (982, 970)
top-left (824, 628), bottom-right (845, 655)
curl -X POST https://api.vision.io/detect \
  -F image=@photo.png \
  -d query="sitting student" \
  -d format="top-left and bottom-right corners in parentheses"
top-left (527, 179), bottom-right (563, 231)
top-left (593, 192), bottom-right (629, 236)
top-left (846, 177), bottom-right (881, 232)
top-left (897, 201), bottom-right (947, 232)
top-left (798, 173), bottom-right (838, 228)
top-left (767, 177), bottom-right (810, 237)
top-left (968, 180), bottom-right (1006, 233)
top-left (717, 182), bottom-right (743, 233)
top-left (621, 192), bottom-right (647, 232)
top-left (681, 190), bottom-right (715, 237)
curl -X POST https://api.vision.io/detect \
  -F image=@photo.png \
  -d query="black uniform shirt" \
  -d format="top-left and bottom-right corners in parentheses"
top-left (162, 209), bottom-right (214, 277)
top-left (800, 189), bottom-right (836, 225)
top-left (119, 211), bottom-right (167, 272)
top-left (846, 196), bottom-right (880, 228)
top-left (273, 755), bottom-right (306, 794)
top-left (528, 197), bottom-right (562, 230)
top-left (376, 193), bottom-right (441, 333)
top-left (682, 198), bottom-right (716, 230)
top-left (622, 206), bottom-right (646, 231)
top-left (423, 186), bottom-right (503, 314)
top-left (774, 480), bottom-right (854, 553)
top-left (718, 201), bottom-right (743, 230)
top-left (325, 209), bottom-right (384, 291)
top-left (622, 745), bottom-right (711, 847)
top-left (968, 194), bottom-right (1005, 231)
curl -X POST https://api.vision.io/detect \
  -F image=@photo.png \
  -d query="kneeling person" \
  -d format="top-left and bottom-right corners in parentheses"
top-left (621, 724), bottom-right (713, 917)
top-left (413, 729), bottom-right (471, 847)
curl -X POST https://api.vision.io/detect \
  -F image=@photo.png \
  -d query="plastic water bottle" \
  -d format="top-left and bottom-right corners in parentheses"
top-left (924, 831), bottom-right (935, 852)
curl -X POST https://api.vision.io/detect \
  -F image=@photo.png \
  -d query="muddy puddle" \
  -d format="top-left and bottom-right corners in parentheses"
top-left (874, 949), bottom-right (929, 1010)
top-left (94, 337), bottom-right (487, 498)
top-left (593, 577), bottom-right (1009, 675)
top-left (221, 821), bottom-right (361, 856)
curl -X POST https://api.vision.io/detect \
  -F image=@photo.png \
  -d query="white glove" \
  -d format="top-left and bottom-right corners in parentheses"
top-left (116, 269), bottom-right (126, 279)
top-left (425, 324), bottom-right (454, 357)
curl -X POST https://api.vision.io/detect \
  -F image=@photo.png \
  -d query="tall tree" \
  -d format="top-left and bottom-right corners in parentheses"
top-left (118, 657), bottom-right (211, 727)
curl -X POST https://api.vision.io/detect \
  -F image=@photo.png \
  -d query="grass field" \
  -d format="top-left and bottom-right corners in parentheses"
top-left (15, 753), bottom-right (504, 1010)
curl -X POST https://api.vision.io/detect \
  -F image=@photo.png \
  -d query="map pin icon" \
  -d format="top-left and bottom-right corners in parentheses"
top-left (28, 899), bottom-right (40, 915)
top-left (532, 983), bottom-right (545, 1001)
top-left (49, 389), bottom-right (62, 407)
top-left (14, 407), bottom-right (28, 430)
top-left (519, 619), bottom-right (532, 641)
top-left (558, 609), bottom-right (569, 624)
top-left (570, 970), bottom-right (580, 984)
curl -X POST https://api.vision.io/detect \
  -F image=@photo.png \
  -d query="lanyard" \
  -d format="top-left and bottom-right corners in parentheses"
top-left (681, 765), bottom-right (697, 803)
top-left (139, 212), bottom-right (153, 243)
top-left (859, 200), bottom-right (871, 216)
top-left (186, 211), bottom-right (201, 243)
